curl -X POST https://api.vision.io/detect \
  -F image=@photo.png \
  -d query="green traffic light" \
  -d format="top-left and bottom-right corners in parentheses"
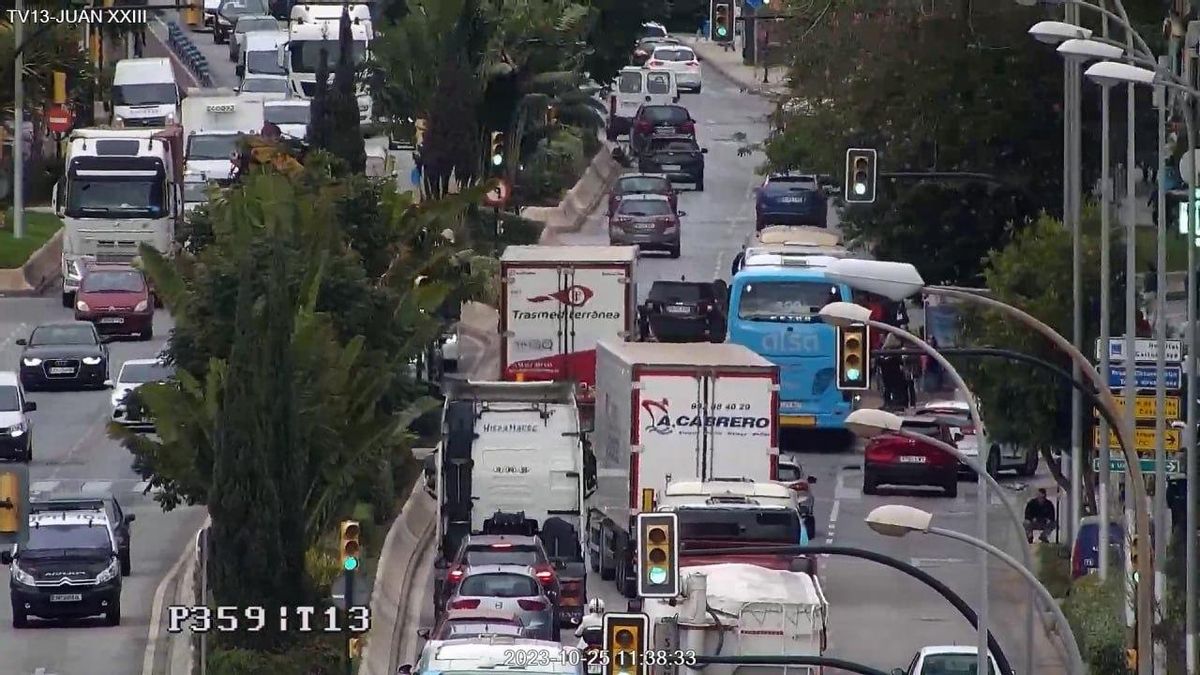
top-left (846, 368), bottom-right (861, 381)
top-left (716, 26), bottom-right (728, 37)
top-left (343, 556), bottom-right (359, 571)
top-left (491, 153), bottom-right (503, 167)
top-left (648, 566), bottom-right (668, 584)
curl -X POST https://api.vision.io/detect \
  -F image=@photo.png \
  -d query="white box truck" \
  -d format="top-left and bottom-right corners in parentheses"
top-left (586, 340), bottom-right (779, 597)
top-left (181, 90), bottom-right (265, 183)
top-left (499, 246), bottom-right (638, 402)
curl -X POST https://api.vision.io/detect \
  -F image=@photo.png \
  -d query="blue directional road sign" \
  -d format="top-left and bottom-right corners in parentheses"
top-left (1106, 364), bottom-right (1182, 390)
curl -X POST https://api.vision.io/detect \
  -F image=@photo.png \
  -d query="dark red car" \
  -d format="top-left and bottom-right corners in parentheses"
top-left (416, 608), bottom-right (530, 642)
top-left (862, 416), bottom-right (960, 497)
top-left (73, 264), bottom-right (156, 340)
top-left (607, 173), bottom-right (678, 215)
top-left (629, 105), bottom-right (696, 155)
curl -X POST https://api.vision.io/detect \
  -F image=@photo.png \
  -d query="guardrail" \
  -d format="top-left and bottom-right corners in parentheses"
top-left (165, 21), bottom-right (213, 87)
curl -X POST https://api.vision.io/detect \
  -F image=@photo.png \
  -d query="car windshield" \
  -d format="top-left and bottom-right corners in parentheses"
top-left (23, 524), bottom-right (111, 553)
top-left (183, 181), bottom-right (210, 203)
top-left (0, 386), bottom-right (19, 412)
top-left (675, 508), bottom-right (802, 543)
top-left (649, 139), bottom-right (698, 153)
top-left (776, 463), bottom-right (803, 482)
top-left (617, 72), bottom-right (642, 94)
top-left (246, 51), bottom-right (286, 75)
top-left (646, 72), bottom-right (672, 94)
top-left (66, 175), bottom-right (166, 218)
top-left (443, 621), bottom-right (523, 638)
top-left (219, 0), bottom-right (266, 19)
top-left (30, 325), bottom-right (97, 346)
top-left (463, 545), bottom-right (543, 567)
top-left (81, 270), bottom-right (145, 293)
top-left (737, 281), bottom-right (843, 320)
top-left (265, 105), bottom-right (310, 125)
top-left (649, 283), bottom-right (710, 303)
top-left (642, 24), bottom-right (667, 38)
top-left (899, 421), bottom-right (942, 437)
top-left (237, 18), bottom-right (277, 32)
top-left (111, 82), bottom-right (177, 107)
top-left (289, 40), bottom-right (368, 72)
top-left (458, 573), bottom-right (540, 598)
top-left (618, 177), bottom-right (670, 195)
top-left (643, 106), bottom-right (688, 123)
top-left (188, 134), bottom-right (240, 161)
top-left (919, 655), bottom-right (997, 674)
top-left (655, 48), bottom-right (695, 62)
top-left (120, 362), bottom-right (174, 384)
top-left (241, 77), bottom-right (288, 93)
top-left (617, 200), bottom-right (671, 217)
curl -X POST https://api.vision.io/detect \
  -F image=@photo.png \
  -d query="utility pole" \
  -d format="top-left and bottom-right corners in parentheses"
top-left (13, 0), bottom-right (26, 239)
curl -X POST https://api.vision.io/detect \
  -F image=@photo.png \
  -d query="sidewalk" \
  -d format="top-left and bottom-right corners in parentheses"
top-left (683, 36), bottom-right (789, 97)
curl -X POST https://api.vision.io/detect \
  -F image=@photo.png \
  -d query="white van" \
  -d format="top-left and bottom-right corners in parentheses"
top-left (111, 58), bottom-right (180, 128)
top-left (606, 66), bottom-right (678, 140)
top-left (401, 636), bottom-right (583, 675)
top-left (237, 30), bottom-right (288, 79)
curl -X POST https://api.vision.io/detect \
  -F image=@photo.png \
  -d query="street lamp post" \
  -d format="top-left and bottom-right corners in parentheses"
top-left (865, 504), bottom-right (1086, 675)
top-left (818, 302), bottom-right (992, 675)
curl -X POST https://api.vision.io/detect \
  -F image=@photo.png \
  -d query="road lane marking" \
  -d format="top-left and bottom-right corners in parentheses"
top-left (81, 480), bottom-right (114, 494)
top-left (143, 516), bottom-right (210, 675)
top-left (825, 468), bottom-right (855, 545)
top-left (48, 416), bottom-right (108, 480)
top-left (30, 481), bottom-right (60, 493)
top-left (910, 557), bottom-right (966, 568)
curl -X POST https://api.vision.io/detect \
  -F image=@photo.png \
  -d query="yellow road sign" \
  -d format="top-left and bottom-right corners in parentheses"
top-left (1094, 395), bottom-right (1181, 421)
top-left (1092, 426), bottom-right (1182, 453)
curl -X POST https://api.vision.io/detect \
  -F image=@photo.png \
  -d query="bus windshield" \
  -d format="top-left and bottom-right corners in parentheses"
top-left (737, 280), bottom-right (843, 321)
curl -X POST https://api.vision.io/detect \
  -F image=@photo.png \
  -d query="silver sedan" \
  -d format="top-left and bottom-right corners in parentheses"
top-left (443, 565), bottom-right (558, 641)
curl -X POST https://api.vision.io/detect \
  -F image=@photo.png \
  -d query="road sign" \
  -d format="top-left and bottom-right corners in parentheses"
top-left (483, 178), bottom-right (510, 207)
top-left (46, 104), bottom-right (74, 134)
top-left (1095, 337), bottom-right (1182, 363)
top-left (1105, 364), bottom-right (1182, 390)
top-left (1093, 456), bottom-right (1183, 475)
top-left (1093, 426), bottom-right (1182, 453)
top-left (1094, 395), bottom-right (1182, 421)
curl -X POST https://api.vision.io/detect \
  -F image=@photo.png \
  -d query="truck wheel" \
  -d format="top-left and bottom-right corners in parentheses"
top-left (598, 528), bottom-right (615, 581)
top-left (943, 477), bottom-right (959, 499)
top-left (803, 515), bottom-right (817, 540)
top-left (986, 449), bottom-right (1000, 478)
top-left (61, 291), bottom-right (74, 308)
top-left (1016, 448), bottom-right (1039, 477)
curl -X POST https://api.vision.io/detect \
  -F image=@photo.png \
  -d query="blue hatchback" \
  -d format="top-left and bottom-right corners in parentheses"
top-left (754, 173), bottom-right (828, 229)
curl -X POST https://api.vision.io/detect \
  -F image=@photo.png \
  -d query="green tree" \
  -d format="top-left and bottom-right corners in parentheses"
top-left (326, 8), bottom-right (365, 173)
top-left (306, 49), bottom-right (333, 151)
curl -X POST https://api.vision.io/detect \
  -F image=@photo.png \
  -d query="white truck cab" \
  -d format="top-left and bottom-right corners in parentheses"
top-left (181, 91), bottom-right (265, 182)
top-left (111, 58), bottom-right (180, 128)
top-left (287, 3), bottom-right (373, 122)
top-left (237, 30), bottom-right (288, 79)
top-left (658, 479), bottom-right (797, 511)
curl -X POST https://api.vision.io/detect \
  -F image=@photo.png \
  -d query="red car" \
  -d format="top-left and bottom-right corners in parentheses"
top-left (862, 416), bottom-right (960, 497)
top-left (629, 105), bottom-right (696, 155)
top-left (607, 173), bottom-right (678, 216)
top-left (73, 264), bottom-right (156, 340)
top-left (416, 608), bottom-right (530, 641)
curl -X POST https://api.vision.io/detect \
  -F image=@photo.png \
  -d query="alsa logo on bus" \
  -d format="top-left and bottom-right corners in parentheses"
top-left (641, 398), bottom-right (771, 435)
top-left (512, 285), bottom-right (621, 321)
top-left (759, 331), bottom-right (822, 354)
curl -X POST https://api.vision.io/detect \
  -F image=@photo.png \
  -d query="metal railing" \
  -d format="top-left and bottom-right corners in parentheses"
top-left (165, 21), bottom-right (213, 87)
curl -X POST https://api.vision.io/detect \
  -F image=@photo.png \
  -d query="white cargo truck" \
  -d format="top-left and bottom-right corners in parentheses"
top-left (181, 90), bottom-right (265, 183)
top-left (287, 3), bottom-right (374, 123)
top-left (499, 246), bottom-right (638, 403)
top-left (586, 340), bottom-right (779, 597)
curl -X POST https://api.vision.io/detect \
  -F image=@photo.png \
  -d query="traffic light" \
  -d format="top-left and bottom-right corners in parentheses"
top-left (1130, 534), bottom-right (1139, 580)
top-left (0, 465), bottom-right (29, 544)
top-left (340, 520), bottom-right (361, 572)
top-left (636, 513), bottom-right (678, 597)
top-left (836, 323), bottom-right (870, 390)
top-left (489, 132), bottom-right (505, 169)
top-left (348, 636), bottom-right (364, 659)
top-left (53, 72), bottom-right (67, 105)
top-left (844, 148), bottom-right (878, 204)
top-left (712, 2), bottom-right (733, 42)
top-left (603, 613), bottom-right (649, 675)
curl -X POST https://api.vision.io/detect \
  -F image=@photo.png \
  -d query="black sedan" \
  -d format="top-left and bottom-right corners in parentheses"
top-left (637, 137), bottom-right (707, 190)
top-left (637, 280), bottom-right (726, 342)
top-left (18, 323), bottom-right (111, 391)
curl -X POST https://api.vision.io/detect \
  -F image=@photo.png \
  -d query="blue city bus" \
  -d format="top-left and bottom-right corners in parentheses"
top-left (726, 255), bottom-right (855, 433)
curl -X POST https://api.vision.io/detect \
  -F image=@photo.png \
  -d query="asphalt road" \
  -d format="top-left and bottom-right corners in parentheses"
top-left (429, 65), bottom-right (1068, 673)
top-left (0, 298), bottom-right (206, 675)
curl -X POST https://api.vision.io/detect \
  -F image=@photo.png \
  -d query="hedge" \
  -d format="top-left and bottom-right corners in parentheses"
top-left (1061, 576), bottom-right (1129, 675)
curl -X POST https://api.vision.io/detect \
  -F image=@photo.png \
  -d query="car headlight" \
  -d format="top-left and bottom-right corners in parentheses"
top-left (11, 564), bottom-right (35, 586)
top-left (82, 356), bottom-right (103, 366)
top-left (135, 300), bottom-right (148, 312)
top-left (111, 394), bottom-right (124, 409)
top-left (113, 116), bottom-right (125, 128)
top-left (21, 358), bottom-right (42, 367)
top-left (76, 300), bottom-right (90, 312)
top-left (95, 558), bottom-right (119, 584)
top-left (6, 424), bottom-right (26, 437)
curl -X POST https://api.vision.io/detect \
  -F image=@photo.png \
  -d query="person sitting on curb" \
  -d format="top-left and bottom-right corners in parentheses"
top-left (1024, 488), bottom-right (1057, 543)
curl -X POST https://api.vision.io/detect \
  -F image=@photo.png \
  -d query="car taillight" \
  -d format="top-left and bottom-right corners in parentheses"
top-left (534, 567), bottom-right (556, 584)
top-left (680, 121), bottom-right (695, 133)
top-left (450, 599), bottom-right (481, 609)
top-left (865, 444), bottom-right (898, 463)
top-left (648, 60), bottom-right (664, 66)
top-left (655, 216), bottom-right (674, 224)
top-left (517, 599), bottom-right (547, 611)
top-left (615, 216), bottom-right (634, 223)
top-left (636, 120), bottom-right (653, 132)
top-left (447, 568), bottom-right (465, 582)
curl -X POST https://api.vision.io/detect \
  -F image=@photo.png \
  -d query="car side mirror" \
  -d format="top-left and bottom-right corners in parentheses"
top-left (103, 379), bottom-right (114, 388)
top-left (22, 401), bottom-right (36, 412)
top-left (15, 339), bottom-right (25, 346)
top-left (644, 95), bottom-right (652, 102)
top-left (701, 148), bottom-right (708, 153)
top-left (673, 95), bottom-right (680, 103)
top-left (0, 551), bottom-right (11, 565)
top-left (433, 558), bottom-right (450, 570)
top-left (677, 211), bottom-right (687, 217)
top-left (807, 475), bottom-right (817, 484)
top-left (416, 628), bottom-right (431, 640)
top-left (126, 514), bottom-right (136, 523)
top-left (954, 433), bottom-right (965, 443)
top-left (398, 666), bottom-right (413, 675)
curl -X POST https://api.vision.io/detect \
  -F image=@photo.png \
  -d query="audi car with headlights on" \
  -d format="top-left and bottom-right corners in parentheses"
top-left (17, 323), bottom-right (110, 391)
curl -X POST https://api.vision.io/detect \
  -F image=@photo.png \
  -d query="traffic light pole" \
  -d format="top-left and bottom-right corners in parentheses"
top-left (345, 566), bottom-right (355, 675)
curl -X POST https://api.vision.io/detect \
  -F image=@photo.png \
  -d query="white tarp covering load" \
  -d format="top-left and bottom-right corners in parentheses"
top-left (681, 563), bottom-right (823, 616)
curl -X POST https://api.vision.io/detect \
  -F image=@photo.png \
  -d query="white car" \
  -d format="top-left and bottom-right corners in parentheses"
top-left (264, 100), bottom-right (311, 141)
top-left (228, 15), bottom-right (280, 61)
top-left (893, 645), bottom-right (1001, 675)
top-left (915, 400), bottom-right (1040, 477)
top-left (110, 359), bottom-right (175, 429)
top-left (236, 74), bottom-right (291, 101)
top-left (647, 44), bottom-right (702, 93)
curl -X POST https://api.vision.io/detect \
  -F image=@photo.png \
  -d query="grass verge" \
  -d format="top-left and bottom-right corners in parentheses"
top-left (0, 209), bottom-right (63, 269)
top-left (1034, 542), bottom-right (1072, 599)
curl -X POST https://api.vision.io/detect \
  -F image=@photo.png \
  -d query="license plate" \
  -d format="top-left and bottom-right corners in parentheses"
top-left (634, 222), bottom-right (656, 229)
top-left (99, 317), bottom-right (125, 324)
top-left (49, 367), bottom-right (74, 374)
top-left (665, 305), bottom-right (690, 314)
top-left (661, 164), bottom-right (681, 170)
top-left (588, 666), bottom-right (601, 674)
top-left (51, 593), bottom-right (82, 602)
top-left (655, 126), bottom-right (675, 133)
top-left (781, 416), bottom-right (816, 427)
top-left (781, 196), bottom-right (807, 203)
top-left (899, 455), bottom-right (927, 463)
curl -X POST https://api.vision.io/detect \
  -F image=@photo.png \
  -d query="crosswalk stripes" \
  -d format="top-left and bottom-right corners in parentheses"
top-left (28, 478), bottom-right (164, 498)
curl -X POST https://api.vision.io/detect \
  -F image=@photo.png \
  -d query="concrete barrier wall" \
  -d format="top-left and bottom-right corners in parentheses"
top-left (527, 144), bottom-right (621, 244)
top-left (0, 228), bottom-right (63, 296)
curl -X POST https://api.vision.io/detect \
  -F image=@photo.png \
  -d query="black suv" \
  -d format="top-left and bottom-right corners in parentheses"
top-left (30, 497), bottom-right (137, 576)
top-left (637, 137), bottom-right (707, 190)
top-left (629, 105), bottom-right (696, 155)
top-left (638, 280), bottom-right (727, 342)
top-left (2, 507), bottom-right (123, 627)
